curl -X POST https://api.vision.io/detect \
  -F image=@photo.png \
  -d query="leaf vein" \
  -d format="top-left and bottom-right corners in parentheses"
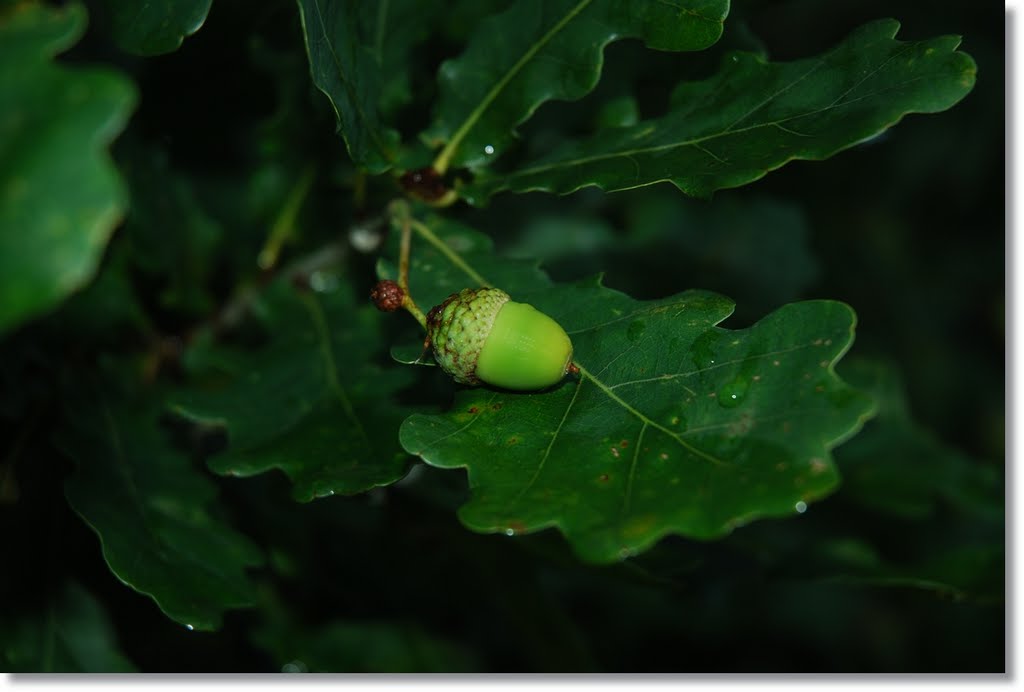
top-left (608, 341), bottom-right (815, 390)
top-left (420, 392), bottom-right (499, 456)
top-left (301, 291), bottom-right (370, 447)
top-left (305, 0), bottom-right (393, 163)
top-left (503, 63), bottom-right (953, 181)
top-left (564, 299), bottom-right (695, 334)
top-left (433, 0), bottom-right (595, 172)
top-left (512, 376), bottom-right (583, 506)
top-left (622, 422), bottom-right (647, 516)
top-left (577, 363), bottom-right (727, 467)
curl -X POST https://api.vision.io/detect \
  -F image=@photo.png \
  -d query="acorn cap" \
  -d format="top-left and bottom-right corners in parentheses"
top-left (427, 287), bottom-right (510, 385)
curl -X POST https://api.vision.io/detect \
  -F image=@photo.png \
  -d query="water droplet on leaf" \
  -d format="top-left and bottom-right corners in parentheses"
top-left (691, 330), bottom-right (722, 370)
top-left (717, 378), bottom-right (749, 408)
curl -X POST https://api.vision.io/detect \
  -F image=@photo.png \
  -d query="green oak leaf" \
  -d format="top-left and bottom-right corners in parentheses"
top-left (425, 0), bottom-right (730, 173)
top-left (380, 215), bottom-right (875, 563)
top-left (361, 0), bottom-right (454, 120)
top-left (171, 275), bottom-right (416, 501)
top-left (459, 19), bottom-right (976, 204)
top-left (0, 581), bottom-right (136, 672)
top-left (296, 0), bottom-right (401, 172)
top-left (0, 2), bottom-right (137, 335)
top-left (58, 379), bottom-right (263, 631)
top-left (98, 0), bottom-right (211, 55)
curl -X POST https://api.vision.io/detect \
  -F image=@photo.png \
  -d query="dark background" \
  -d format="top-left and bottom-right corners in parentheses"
top-left (1, 0), bottom-right (1004, 672)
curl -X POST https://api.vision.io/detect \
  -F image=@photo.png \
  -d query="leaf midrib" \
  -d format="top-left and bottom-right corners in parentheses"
top-left (300, 291), bottom-right (371, 448)
top-left (432, 0), bottom-right (595, 173)
top-left (484, 42), bottom-right (954, 184)
top-left (303, 0), bottom-right (394, 164)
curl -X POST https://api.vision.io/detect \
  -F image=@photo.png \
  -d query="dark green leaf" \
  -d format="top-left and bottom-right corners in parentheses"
top-left (460, 19), bottom-right (976, 203)
top-left (59, 379), bottom-right (263, 631)
top-left (503, 191), bottom-right (820, 314)
top-left (117, 144), bottom-right (222, 318)
top-left (361, 0), bottom-right (451, 120)
top-left (98, 0), bottom-right (212, 55)
top-left (425, 0), bottom-right (730, 172)
top-left (0, 581), bottom-right (136, 672)
top-left (171, 275), bottom-right (415, 501)
top-left (382, 215), bottom-right (874, 563)
top-left (0, 2), bottom-right (136, 334)
top-left (835, 358), bottom-right (1003, 523)
top-left (296, 0), bottom-right (401, 172)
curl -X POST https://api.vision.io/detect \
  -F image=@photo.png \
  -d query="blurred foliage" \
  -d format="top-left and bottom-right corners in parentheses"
top-left (0, 0), bottom-right (1003, 673)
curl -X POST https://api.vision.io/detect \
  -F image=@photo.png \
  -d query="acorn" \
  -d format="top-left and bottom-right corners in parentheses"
top-left (426, 288), bottom-right (574, 390)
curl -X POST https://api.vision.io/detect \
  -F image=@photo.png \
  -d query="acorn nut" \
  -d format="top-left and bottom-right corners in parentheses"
top-left (426, 288), bottom-right (573, 390)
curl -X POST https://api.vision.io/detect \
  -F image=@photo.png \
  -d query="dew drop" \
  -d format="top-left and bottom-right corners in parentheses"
top-left (484, 144), bottom-right (495, 155)
top-left (690, 331), bottom-right (721, 370)
top-left (309, 270), bottom-right (339, 293)
top-left (717, 378), bottom-right (749, 408)
top-left (348, 224), bottom-right (382, 253)
top-left (185, 624), bottom-right (194, 631)
top-left (795, 501), bottom-right (807, 514)
top-left (505, 528), bottom-right (515, 537)
top-left (282, 660), bottom-right (308, 673)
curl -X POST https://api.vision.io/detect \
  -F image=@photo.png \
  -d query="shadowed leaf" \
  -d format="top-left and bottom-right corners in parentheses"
top-left (296, 0), bottom-right (402, 172)
top-left (98, 0), bottom-right (211, 55)
top-left (460, 20), bottom-right (976, 203)
top-left (171, 276), bottom-right (416, 501)
top-left (425, 0), bottom-right (729, 172)
top-left (59, 380), bottom-right (263, 631)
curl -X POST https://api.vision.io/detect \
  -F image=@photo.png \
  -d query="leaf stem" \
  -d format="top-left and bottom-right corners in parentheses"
top-left (409, 217), bottom-right (491, 287)
top-left (387, 200), bottom-right (428, 329)
top-left (257, 163), bottom-right (317, 270)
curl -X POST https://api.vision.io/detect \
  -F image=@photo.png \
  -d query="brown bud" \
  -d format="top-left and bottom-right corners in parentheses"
top-left (370, 280), bottom-right (405, 312)
top-left (399, 166), bottom-right (449, 203)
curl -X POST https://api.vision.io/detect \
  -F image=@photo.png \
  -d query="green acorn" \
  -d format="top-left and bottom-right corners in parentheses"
top-left (426, 288), bottom-right (574, 390)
